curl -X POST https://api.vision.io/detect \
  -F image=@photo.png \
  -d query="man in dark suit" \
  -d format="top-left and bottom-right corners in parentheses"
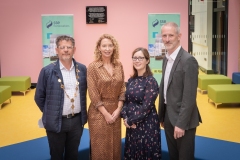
top-left (35, 35), bottom-right (87, 160)
top-left (158, 22), bottom-right (202, 160)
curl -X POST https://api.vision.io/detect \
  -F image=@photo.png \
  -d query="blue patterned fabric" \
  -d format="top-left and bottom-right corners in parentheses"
top-left (121, 76), bottom-right (161, 159)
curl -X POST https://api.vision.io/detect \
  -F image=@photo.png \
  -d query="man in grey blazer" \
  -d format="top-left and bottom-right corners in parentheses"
top-left (158, 22), bottom-right (202, 160)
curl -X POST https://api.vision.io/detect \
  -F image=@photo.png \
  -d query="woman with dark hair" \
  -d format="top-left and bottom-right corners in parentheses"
top-left (121, 47), bottom-right (161, 160)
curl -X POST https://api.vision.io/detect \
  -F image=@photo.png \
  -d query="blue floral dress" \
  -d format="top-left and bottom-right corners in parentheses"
top-left (121, 76), bottom-right (161, 160)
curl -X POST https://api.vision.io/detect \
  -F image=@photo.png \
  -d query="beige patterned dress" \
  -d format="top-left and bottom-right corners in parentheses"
top-left (87, 61), bottom-right (125, 160)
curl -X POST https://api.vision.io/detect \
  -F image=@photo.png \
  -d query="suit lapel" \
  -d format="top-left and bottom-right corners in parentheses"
top-left (53, 60), bottom-right (64, 84)
top-left (162, 57), bottom-right (168, 79)
top-left (73, 59), bottom-right (82, 87)
top-left (167, 47), bottom-right (183, 89)
top-left (77, 65), bottom-right (82, 86)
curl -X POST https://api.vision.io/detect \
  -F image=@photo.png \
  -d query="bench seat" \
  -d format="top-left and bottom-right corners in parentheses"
top-left (0, 86), bottom-right (11, 109)
top-left (208, 84), bottom-right (240, 108)
top-left (198, 75), bottom-right (232, 93)
top-left (0, 76), bottom-right (31, 95)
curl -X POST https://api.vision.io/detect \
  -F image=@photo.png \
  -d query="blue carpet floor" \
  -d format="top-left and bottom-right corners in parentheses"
top-left (0, 129), bottom-right (239, 160)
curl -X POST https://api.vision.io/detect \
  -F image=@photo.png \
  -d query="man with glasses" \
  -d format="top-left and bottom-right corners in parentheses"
top-left (35, 35), bottom-right (87, 160)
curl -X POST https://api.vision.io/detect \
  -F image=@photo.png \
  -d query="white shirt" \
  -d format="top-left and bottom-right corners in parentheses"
top-left (164, 46), bottom-right (181, 104)
top-left (59, 61), bottom-right (81, 115)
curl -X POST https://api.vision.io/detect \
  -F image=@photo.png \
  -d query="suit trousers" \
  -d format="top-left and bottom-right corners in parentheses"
top-left (164, 110), bottom-right (196, 160)
top-left (46, 114), bottom-right (83, 160)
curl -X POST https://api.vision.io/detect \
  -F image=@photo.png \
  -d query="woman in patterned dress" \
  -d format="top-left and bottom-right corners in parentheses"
top-left (87, 34), bottom-right (125, 160)
top-left (121, 47), bottom-right (161, 160)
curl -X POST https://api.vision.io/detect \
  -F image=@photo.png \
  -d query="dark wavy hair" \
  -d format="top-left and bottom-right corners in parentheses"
top-left (131, 47), bottom-right (153, 78)
top-left (56, 35), bottom-right (75, 47)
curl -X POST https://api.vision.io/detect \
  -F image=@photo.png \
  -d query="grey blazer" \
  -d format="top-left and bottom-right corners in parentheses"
top-left (158, 47), bottom-right (202, 130)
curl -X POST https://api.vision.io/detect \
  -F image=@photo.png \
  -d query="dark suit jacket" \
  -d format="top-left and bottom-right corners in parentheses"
top-left (35, 58), bottom-right (87, 133)
top-left (158, 47), bottom-right (202, 130)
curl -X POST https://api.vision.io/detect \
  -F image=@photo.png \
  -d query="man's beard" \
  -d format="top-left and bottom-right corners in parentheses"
top-left (62, 55), bottom-right (71, 61)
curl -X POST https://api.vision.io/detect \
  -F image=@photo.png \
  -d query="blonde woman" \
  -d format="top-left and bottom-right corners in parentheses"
top-left (87, 34), bottom-right (125, 160)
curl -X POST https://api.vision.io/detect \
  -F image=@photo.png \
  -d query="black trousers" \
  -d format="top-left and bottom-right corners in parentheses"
top-left (164, 111), bottom-right (196, 160)
top-left (46, 114), bottom-right (83, 160)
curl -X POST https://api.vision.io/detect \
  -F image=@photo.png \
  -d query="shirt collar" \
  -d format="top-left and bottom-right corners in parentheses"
top-left (59, 60), bottom-right (74, 70)
top-left (94, 60), bottom-right (118, 68)
top-left (95, 61), bottom-right (104, 68)
top-left (166, 46), bottom-right (181, 61)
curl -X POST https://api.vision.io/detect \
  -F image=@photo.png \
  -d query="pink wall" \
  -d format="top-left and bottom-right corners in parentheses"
top-left (0, 0), bottom-right (188, 83)
top-left (228, 0), bottom-right (240, 77)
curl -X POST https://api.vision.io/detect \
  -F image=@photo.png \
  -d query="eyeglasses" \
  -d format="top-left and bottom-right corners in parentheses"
top-left (132, 56), bottom-right (145, 61)
top-left (58, 46), bottom-right (74, 50)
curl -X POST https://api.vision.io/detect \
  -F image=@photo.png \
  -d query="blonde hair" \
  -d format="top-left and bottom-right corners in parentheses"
top-left (94, 34), bottom-right (120, 65)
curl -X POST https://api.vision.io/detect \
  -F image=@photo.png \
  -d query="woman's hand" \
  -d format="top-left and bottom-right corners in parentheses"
top-left (104, 112), bottom-right (114, 124)
top-left (131, 124), bottom-right (136, 128)
top-left (123, 119), bottom-right (136, 129)
top-left (160, 122), bottom-right (164, 128)
top-left (112, 101), bottom-right (123, 122)
top-left (98, 106), bottom-right (114, 124)
top-left (112, 107), bottom-right (121, 122)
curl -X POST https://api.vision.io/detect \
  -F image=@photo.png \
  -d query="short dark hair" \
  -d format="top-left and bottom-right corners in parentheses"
top-left (131, 47), bottom-right (153, 78)
top-left (56, 35), bottom-right (75, 47)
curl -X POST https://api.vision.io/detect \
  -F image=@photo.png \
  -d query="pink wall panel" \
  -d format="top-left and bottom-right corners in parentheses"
top-left (0, 0), bottom-right (188, 82)
top-left (228, 0), bottom-right (240, 77)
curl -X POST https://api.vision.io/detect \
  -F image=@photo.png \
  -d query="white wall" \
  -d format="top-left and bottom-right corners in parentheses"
top-left (192, 0), bottom-right (212, 70)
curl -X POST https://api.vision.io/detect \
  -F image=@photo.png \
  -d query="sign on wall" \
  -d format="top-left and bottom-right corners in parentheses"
top-left (42, 14), bottom-right (74, 67)
top-left (148, 13), bottom-right (180, 84)
top-left (86, 6), bottom-right (107, 24)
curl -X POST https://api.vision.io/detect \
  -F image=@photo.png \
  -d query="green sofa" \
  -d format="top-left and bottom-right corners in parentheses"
top-left (208, 84), bottom-right (240, 108)
top-left (198, 75), bottom-right (232, 93)
top-left (0, 76), bottom-right (31, 95)
top-left (0, 86), bottom-right (11, 109)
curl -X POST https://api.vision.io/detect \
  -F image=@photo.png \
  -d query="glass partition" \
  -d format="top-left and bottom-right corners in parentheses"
top-left (189, 0), bottom-right (228, 75)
